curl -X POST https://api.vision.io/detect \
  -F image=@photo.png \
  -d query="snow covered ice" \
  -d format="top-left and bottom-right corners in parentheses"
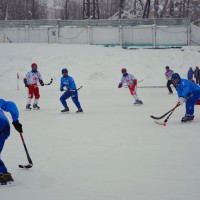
top-left (0, 44), bottom-right (200, 200)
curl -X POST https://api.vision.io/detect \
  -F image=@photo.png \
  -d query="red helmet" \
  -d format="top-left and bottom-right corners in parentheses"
top-left (31, 63), bottom-right (37, 68)
top-left (121, 68), bottom-right (127, 73)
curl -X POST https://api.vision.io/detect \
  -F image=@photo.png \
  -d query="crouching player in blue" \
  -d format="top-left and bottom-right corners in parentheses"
top-left (171, 73), bottom-right (200, 122)
top-left (0, 99), bottom-right (23, 186)
top-left (60, 68), bottom-right (83, 113)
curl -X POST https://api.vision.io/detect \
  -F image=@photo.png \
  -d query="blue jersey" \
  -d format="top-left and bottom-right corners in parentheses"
top-left (0, 99), bottom-right (19, 123)
top-left (187, 69), bottom-right (194, 79)
top-left (60, 76), bottom-right (77, 91)
top-left (176, 79), bottom-right (200, 98)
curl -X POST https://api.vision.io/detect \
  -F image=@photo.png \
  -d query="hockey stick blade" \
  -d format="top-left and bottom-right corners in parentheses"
top-left (154, 120), bottom-right (166, 126)
top-left (19, 132), bottom-right (33, 169)
top-left (150, 103), bottom-right (180, 120)
top-left (19, 163), bottom-right (33, 169)
top-left (150, 113), bottom-right (170, 120)
top-left (44, 78), bottom-right (53, 85)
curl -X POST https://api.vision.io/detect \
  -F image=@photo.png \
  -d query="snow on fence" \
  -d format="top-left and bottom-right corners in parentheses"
top-left (0, 18), bottom-right (192, 47)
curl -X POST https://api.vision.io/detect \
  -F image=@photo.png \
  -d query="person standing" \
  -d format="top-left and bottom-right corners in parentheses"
top-left (171, 73), bottom-right (200, 122)
top-left (187, 67), bottom-right (194, 81)
top-left (60, 68), bottom-right (83, 113)
top-left (23, 63), bottom-right (44, 110)
top-left (194, 66), bottom-right (200, 85)
top-left (118, 68), bottom-right (143, 105)
top-left (0, 99), bottom-right (23, 186)
top-left (165, 66), bottom-right (175, 94)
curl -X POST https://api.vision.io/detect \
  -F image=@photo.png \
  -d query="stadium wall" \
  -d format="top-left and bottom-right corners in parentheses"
top-left (0, 18), bottom-right (194, 47)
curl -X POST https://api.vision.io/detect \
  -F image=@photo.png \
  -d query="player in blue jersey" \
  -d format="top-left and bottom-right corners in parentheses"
top-left (171, 73), bottom-right (200, 122)
top-left (60, 68), bottom-right (83, 113)
top-left (0, 99), bottom-right (23, 186)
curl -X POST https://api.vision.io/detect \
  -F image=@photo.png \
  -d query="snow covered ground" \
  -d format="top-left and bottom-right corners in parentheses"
top-left (0, 44), bottom-right (200, 200)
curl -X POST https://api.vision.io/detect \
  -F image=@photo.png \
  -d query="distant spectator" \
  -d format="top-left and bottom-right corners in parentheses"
top-left (194, 66), bottom-right (200, 85)
top-left (187, 67), bottom-right (194, 82)
top-left (165, 66), bottom-right (175, 94)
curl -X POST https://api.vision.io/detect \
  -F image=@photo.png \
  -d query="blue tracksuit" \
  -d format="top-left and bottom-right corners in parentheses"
top-left (0, 99), bottom-right (19, 173)
top-left (187, 68), bottom-right (194, 80)
top-left (60, 76), bottom-right (81, 109)
top-left (175, 79), bottom-right (200, 115)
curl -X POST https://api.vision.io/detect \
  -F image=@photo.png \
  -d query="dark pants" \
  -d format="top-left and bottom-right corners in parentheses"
top-left (0, 119), bottom-right (10, 174)
top-left (167, 80), bottom-right (175, 93)
top-left (60, 91), bottom-right (81, 109)
top-left (195, 78), bottom-right (200, 85)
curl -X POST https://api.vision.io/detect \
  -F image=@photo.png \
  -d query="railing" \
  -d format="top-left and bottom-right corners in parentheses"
top-left (0, 18), bottom-right (190, 28)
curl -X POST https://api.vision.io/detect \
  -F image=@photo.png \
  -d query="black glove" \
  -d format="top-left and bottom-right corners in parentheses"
top-left (24, 79), bottom-right (28, 87)
top-left (40, 81), bottom-right (44, 86)
top-left (60, 87), bottom-right (64, 91)
top-left (12, 120), bottom-right (23, 133)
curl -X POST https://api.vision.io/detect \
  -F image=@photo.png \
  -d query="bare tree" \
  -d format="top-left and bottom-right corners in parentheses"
top-left (169, 0), bottom-right (174, 17)
top-left (154, 0), bottom-right (159, 18)
top-left (64, 0), bottom-right (69, 19)
top-left (0, 0), bottom-right (200, 21)
top-left (160, 0), bottom-right (169, 18)
top-left (119, 0), bottom-right (125, 19)
top-left (143, 0), bottom-right (151, 18)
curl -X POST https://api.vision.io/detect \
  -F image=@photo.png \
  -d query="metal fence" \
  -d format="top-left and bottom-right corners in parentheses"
top-left (0, 18), bottom-right (191, 46)
top-left (0, 18), bottom-right (190, 28)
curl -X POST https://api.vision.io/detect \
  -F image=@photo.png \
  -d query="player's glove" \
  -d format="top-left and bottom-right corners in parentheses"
top-left (60, 87), bottom-right (64, 91)
top-left (24, 78), bottom-right (28, 87)
top-left (118, 83), bottom-right (122, 88)
top-left (178, 97), bottom-right (186, 105)
top-left (12, 120), bottom-right (23, 133)
top-left (40, 80), bottom-right (44, 86)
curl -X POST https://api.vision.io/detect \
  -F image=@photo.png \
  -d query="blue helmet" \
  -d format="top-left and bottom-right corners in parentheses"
top-left (171, 73), bottom-right (181, 81)
top-left (62, 68), bottom-right (68, 74)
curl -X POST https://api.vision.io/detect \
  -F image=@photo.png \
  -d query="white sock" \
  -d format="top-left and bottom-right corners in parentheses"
top-left (27, 98), bottom-right (31, 105)
top-left (34, 99), bottom-right (39, 105)
top-left (132, 94), bottom-right (140, 101)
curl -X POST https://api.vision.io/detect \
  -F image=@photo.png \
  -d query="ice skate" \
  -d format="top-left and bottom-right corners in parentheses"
top-left (134, 100), bottom-right (143, 105)
top-left (61, 107), bottom-right (69, 112)
top-left (181, 115), bottom-right (194, 122)
top-left (0, 173), bottom-right (14, 186)
top-left (76, 108), bottom-right (83, 113)
top-left (26, 104), bottom-right (32, 110)
top-left (33, 104), bottom-right (40, 110)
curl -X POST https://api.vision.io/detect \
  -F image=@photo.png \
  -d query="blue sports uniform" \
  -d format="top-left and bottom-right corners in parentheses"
top-left (176, 79), bottom-right (200, 115)
top-left (0, 99), bottom-right (19, 173)
top-left (187, 68), bottom-right (194, 80)
top-left (60, 76), bottom-right (81, 109)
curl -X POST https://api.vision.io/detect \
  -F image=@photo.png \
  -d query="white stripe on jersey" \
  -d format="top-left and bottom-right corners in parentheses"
top-left (165, 70), bottom-right (174, 80)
